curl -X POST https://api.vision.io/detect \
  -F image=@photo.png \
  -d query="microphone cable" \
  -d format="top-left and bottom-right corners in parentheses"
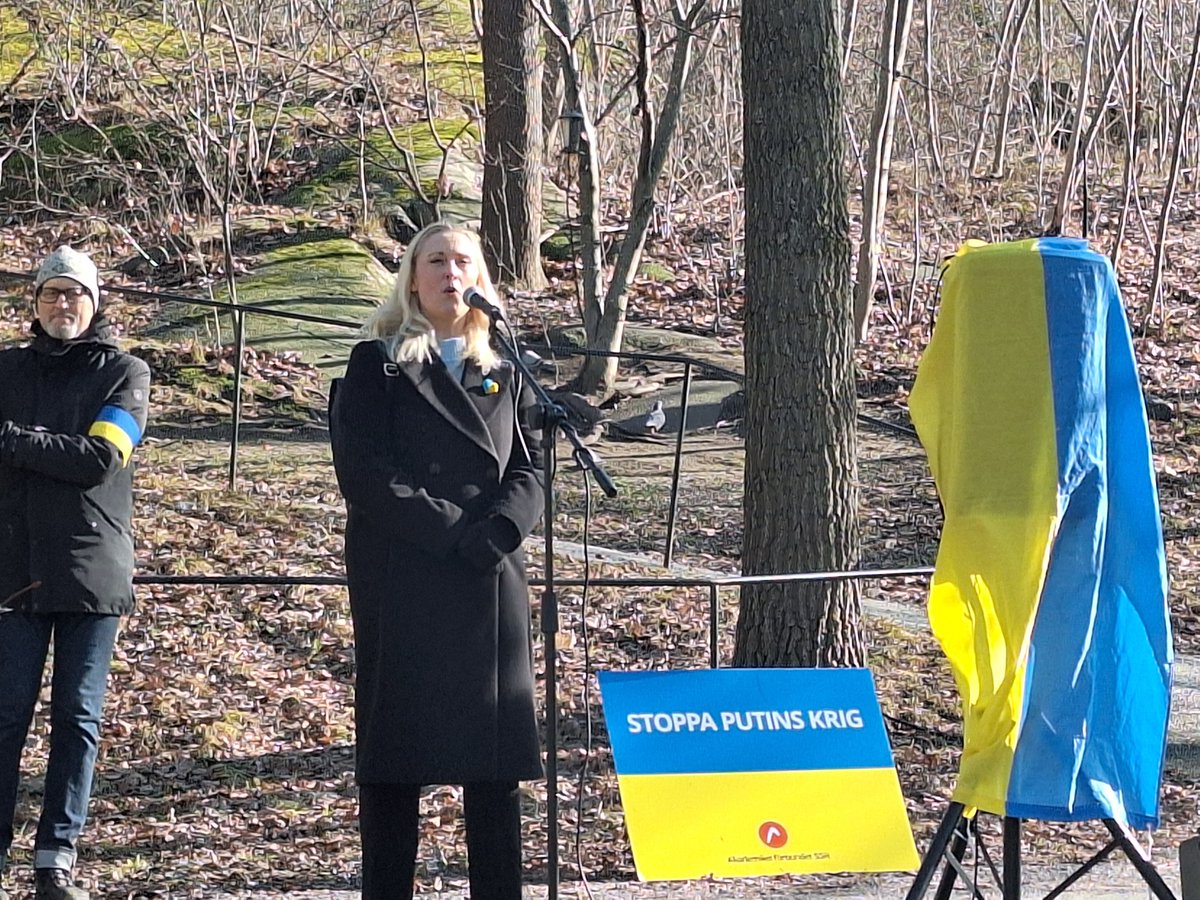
top-left (494, 306), bottom-right (596, 894)
top-left (571, 462), bottom-right (597, 899)
top-left (556, 138), bottom-right (598, 896)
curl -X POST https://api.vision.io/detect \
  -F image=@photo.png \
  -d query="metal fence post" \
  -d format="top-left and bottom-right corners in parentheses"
top-left (228, 307), bottom-right (244, 488)
top-left (709, 582), bottom-right (720, 668)
top-left (663, 361), bottom-right (693, 567)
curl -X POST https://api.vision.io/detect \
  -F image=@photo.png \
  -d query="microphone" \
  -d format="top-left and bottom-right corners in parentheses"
top-left (464, 286), bottom-right (505, 322)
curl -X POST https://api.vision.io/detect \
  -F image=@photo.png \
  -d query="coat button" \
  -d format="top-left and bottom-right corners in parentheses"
top-left (429, 463), bottom-right (441, 475)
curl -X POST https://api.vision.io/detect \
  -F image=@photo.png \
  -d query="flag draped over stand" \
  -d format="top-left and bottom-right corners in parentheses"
top-left (908, 237), bottom-right (1172, 828)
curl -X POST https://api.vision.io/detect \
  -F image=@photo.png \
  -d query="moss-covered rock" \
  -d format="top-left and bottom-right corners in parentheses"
top-left (224, 237), bottom-right (393, 309)
top-left (150, 235), bottom-right (391, 376)
top-left (41, 122), bottom-right (163, 160)
top-left (1, 5), bottom-right (213, 88)
top-left (540, 232), bottom-right (575, 262)
top-left (546, 323), bottom-right (743, 378)
top-left (638, 261), bottom-right (675, 283)
top-left (285, 119), bottom-right (482, 211)
top-left (413, 0), bottom-right (476, 35)
top-left (391, 47), bottom-right (482, 103)
top-left (0, 120), bottom-right (181, 205)
top-left (0, 8), bottom-right (36, 84)
top-left (2, 98), bottom-right (330, 204)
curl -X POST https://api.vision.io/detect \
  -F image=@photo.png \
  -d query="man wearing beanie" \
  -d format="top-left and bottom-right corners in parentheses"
top-left (0, 246), bottom-right (150, 900)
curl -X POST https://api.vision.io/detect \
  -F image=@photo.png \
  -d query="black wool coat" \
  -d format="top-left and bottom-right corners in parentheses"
top-left (330, 338), bottom-right (545, 785)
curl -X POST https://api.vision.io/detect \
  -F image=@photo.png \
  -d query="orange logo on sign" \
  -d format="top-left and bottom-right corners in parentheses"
top-left (759, 821), bottom-right (788, 848)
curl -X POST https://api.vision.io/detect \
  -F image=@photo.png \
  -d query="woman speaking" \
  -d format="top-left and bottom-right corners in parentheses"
top-left (330, 222), bottom-right (544, 899)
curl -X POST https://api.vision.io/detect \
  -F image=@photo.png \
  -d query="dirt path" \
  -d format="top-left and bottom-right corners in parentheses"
top-left (209, 858), bottom-right (1186, 898)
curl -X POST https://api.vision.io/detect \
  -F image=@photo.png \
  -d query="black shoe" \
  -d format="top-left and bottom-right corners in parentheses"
top-left (34, 868), bottom-right (89, 900)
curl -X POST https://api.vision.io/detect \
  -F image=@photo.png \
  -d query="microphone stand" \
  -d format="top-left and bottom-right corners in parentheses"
top-left (485, 309), bottom-right (617, 900)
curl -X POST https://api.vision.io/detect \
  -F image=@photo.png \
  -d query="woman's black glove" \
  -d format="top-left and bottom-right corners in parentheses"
top-left (454, 515), bottom-right (521, 574)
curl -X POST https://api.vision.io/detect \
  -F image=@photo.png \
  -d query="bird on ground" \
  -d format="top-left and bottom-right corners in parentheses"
top-left (520, 348), bottom-right (550, 372)
top-left (715, 390), bottom-right (745, 429)
top-left (714, 389), bottom-right (747, 438)
top-left (644, 399), bottom-right (666, 435)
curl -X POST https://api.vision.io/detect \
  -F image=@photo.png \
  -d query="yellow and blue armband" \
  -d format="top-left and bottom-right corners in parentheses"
top-left (88, 405), bottom-right (143, 466)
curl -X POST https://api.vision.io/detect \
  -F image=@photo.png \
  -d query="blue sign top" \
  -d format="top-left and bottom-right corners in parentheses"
top-left (598, 668), bottom-right (896, 776)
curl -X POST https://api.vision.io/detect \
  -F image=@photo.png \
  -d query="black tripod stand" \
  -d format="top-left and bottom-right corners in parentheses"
top-left (906, 802), bottom-right (1177, 899)
top-left (485, 306), bottom-right (617, 900)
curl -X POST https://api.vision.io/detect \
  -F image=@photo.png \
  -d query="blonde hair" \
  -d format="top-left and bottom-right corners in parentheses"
top-left (365, 222), bottom-right (502, 371)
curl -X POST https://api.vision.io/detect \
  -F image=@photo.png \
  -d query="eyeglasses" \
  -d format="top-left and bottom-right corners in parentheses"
top-left (37, 286), bottom-right (90, 306)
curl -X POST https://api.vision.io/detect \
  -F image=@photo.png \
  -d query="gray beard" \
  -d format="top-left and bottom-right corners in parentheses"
top-left (43, 320), bottom-right (84, 340)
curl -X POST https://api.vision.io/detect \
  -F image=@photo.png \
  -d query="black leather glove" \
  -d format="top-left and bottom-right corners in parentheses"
top-left (454, 515), bottom-right (521, 574)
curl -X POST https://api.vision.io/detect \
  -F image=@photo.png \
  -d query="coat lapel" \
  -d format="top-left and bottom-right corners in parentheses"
top-left (462, 360), bottom-right (512, 428)
top-left (400, 358), bottom-right (498, 463)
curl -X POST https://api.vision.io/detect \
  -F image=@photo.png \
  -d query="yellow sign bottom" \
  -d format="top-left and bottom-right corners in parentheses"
top-left (619, 768), bottom-right (919, 881)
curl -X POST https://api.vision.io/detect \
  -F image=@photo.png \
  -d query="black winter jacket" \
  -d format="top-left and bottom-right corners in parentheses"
top-left (0, 317), bottom-right (151, 615)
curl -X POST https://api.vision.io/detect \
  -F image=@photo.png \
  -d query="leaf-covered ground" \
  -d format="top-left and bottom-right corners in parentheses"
top-left (1, 163), bottom-right (1197, 900)
top-left (0, 406), bottom-right (1193, 896)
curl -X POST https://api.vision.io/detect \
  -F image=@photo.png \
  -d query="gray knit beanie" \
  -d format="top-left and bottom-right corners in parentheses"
top-left (35, 246), bottom-right (101, 308)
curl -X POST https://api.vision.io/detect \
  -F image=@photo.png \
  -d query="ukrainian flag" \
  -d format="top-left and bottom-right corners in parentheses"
top-left (909, 237), bottom-right (1172, 828)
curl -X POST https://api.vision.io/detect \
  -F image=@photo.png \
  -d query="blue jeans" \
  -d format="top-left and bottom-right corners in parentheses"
top-left (0, 612), bottom-right (119, 873)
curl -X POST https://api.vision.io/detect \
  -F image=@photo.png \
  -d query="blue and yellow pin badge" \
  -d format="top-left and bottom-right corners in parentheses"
top-left (482, 377), bottom-right (500, 395)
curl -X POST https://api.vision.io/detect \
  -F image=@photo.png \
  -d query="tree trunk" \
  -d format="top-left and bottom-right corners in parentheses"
top-left (481, 0), bottom-right (547, 288)
top-left (542, 30), bottom-right (566, 152)
top-left (574, 0), bottom-right (705, 396)
top-left (544, 0), bottom-right (604, 357)
top-left (922, 0), bottom-right (944, 179)
top-left (734, 0), bottom-right (864, 668)
top-left (1147, 3), bottom-right (1200, 325)
top-left (967, 0), bottom-right (1022, 174)
top-left (851, 0), bottom-right (914, 341)
top-left (989, 0), bottom-right (1036, 177)
top-left (1047, 1), bottom-right (1102, 235)
top-left (1112, 7), bottom-right (1145, 268)
top-left (1076, 7), bottom-right (1144, 172)
top-left (841, 0), bottom-right (860, 78)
